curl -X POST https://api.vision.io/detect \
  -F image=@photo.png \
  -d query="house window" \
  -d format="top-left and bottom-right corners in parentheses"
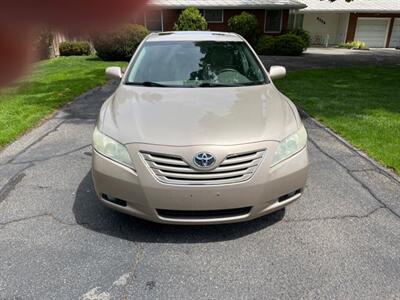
top-left (288, 12), bottom-right (304, 30)
top-left (203, 9), bottom-right (224, 23)
top-left (265, 10), bottom-right (283, 33)
top-left (145, 10), bottom-right (163, 31)
top-left (295, 14), bottom-right (304, 29)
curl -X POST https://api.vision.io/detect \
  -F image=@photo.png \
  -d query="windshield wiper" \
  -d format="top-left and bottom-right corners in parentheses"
top-left (125, 81), bottom-right (266, 88)
top-left (196, 82), bottom-right (235, 87)
top-left (126, 81), bottom-right (169, 87)
top-left (237, 81), bottom-right (266, 86)
top-left (196, 81), bottom-right (266, 87)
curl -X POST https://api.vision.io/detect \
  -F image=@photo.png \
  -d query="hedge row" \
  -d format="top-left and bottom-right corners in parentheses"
top-left (256, 34), bottom-right (306, 56)
top-left (92, 24), bottom-right (150, 61)
top-left (227, 12), bottom-right (310, 56)
top-left (59, 41), bottom-right (92, 56)
top-left (89, 9), bottom-right (310, 60)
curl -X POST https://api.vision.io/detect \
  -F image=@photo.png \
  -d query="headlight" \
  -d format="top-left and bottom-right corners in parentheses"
top-left (271, 125), bottom-right (307, 167)
top-left (93, 127), bottom-right (134, 169)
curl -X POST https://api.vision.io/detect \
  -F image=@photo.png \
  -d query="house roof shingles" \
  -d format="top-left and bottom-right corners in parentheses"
top-left (299, 0), bottom-right (400, 13)
top-left (148, 0), bottom-right (306, 9)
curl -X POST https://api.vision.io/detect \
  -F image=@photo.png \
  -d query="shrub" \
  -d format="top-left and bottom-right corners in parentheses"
top-left (59, 41), bottom-right (92, 56)
top-left (287, 28), bottom-right (311, 49)
top-left (338, 42), bottom-right (352, 49)
top-left (351, 41), bottom-right (368, 49)
top-left (339, 41), bottom-right (368, 50)
top-left (274, 34), bottom-right (304, 56)
top-left (93, 24), bottom-right (149, 61)
top-left (256, 35), bottom-right (275, 55)
top-left (173, 7), bottom-right (207, 31)
top-left (228, 12), bottom-right (260, 45)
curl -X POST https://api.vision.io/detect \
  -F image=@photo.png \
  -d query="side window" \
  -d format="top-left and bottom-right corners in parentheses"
top-left (203, 10), bottom-right (224, 23)
top-left (265, 10), bottom-right (283, 33)
top-left (288, 12), bottom-right (304, 30)
top-left (145, 10), bottom-right (163, 32)
top-left (295, 14), bottom-right (304, 29)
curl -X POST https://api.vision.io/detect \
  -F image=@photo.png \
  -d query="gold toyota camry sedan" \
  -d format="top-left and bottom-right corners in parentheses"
top-left (92, 31), bottom-right (309, 224)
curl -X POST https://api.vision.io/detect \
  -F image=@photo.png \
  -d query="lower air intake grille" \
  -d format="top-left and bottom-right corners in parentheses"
top-left (141, 149), bottom-right (266, 185)
top-left (157, 207), bottom-right (252, 219)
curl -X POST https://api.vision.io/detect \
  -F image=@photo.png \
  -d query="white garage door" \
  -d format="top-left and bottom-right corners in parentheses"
top-left (389, 18), bottom-right (400, 48)
top-left (354, 18), bottom-right (390, 48)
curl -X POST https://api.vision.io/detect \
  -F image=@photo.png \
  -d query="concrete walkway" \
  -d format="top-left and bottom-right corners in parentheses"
top-left (261, 47), bottom-right (400, 71)
top-left (0, 81), bottom-right (400, 299)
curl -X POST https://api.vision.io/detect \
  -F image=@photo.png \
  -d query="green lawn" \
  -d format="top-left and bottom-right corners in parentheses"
top-left (0, 56), bottom-right (127, 148)
top-left (275, 66), bottom-right (400, 173)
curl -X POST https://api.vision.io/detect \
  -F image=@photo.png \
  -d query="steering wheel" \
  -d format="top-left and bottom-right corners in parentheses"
top-left (217, 68), bottom-right (238, 75)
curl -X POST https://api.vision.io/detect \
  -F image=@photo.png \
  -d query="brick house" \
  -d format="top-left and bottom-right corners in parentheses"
top-left (134, 0), bottom-right (400, 48)
top-left (135, 0), bottom-right (306, 35)
top-left (51, 0), bottom-right (400, 57)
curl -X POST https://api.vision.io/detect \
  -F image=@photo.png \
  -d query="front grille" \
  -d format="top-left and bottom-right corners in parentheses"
top-left (157, 207), bottom-right (252, 219)
top-left (141, 149), bottom-right (266, 185)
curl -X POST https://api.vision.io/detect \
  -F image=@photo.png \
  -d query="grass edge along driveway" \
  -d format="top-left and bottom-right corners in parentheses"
top-left (0, 56), bottom-right (127, 148)
top-left (275, 66), bottom-right (400, 174)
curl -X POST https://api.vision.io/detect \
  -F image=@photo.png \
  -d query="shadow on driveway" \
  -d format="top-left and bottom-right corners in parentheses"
top-left (72, 172), bottom-right (285, 243)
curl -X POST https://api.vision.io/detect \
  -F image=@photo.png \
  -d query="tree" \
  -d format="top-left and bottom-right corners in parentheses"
top-left (93, 24), bottom-right (149, 61)
top-left (228, 12), bottom-right (260, 45)
top-left (173, 7), bottom-right (207, 31)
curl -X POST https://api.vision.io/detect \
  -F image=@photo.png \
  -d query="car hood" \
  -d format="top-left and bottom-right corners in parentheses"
top-left (98, 84), bottom-right (299, 146)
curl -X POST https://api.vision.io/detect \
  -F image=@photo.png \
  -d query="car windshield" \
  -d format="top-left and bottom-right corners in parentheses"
top-left (125, 41), bottom-right (268, 87)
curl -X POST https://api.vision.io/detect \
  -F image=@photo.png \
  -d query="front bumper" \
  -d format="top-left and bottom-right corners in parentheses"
top-left (92, 141), bottom-right (309, 224)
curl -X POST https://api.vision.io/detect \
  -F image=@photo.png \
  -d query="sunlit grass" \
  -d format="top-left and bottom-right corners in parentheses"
top-left (275, 66), bottom-right (400, 173)
top-left (0, 56), bottom-right (127, 147)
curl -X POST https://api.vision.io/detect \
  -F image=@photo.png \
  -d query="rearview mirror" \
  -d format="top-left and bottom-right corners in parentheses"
top-left (269, 66), bottom-right (286, 80)
top-left (105, 67), bottom-right (122, 79)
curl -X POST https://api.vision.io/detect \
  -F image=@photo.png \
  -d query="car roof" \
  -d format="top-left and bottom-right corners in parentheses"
top-left (145, 31), bottom-right (245, 42)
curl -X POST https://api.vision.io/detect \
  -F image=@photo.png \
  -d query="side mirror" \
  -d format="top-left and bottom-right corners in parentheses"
top-left (105, 66), bottom-right (122, 79)
top-left (269, 66), bottom-right (286, 80)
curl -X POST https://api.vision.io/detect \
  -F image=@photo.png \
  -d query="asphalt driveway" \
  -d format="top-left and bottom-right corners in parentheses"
top-left (260, 47), bottom-right (400, 71)
top-left (1, 80), bottom-right (400, 299)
